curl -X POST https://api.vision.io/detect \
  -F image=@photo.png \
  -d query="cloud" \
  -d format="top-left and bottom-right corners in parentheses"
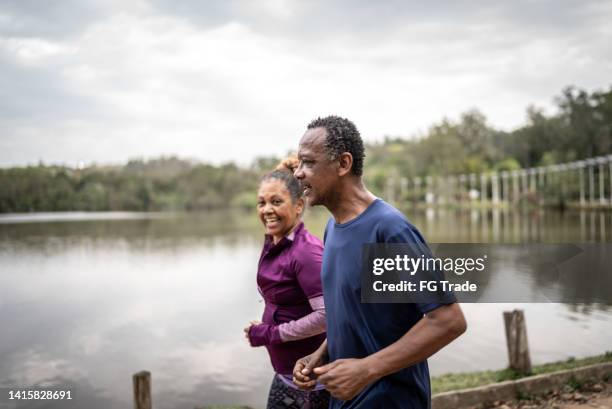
top-left (0, 0), bottom-right (611, 166)
top-left (0, 0), bottom-right (111, 39)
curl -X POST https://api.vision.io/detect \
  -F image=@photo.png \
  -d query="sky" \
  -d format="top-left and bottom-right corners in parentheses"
top-left (1, 0), bottom-right (611, 167)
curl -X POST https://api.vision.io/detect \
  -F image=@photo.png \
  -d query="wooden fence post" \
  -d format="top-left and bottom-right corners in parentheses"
top-left (503, 309), bottom-right (532, 374)
top-left (133, 371), bottom-right (152, 409)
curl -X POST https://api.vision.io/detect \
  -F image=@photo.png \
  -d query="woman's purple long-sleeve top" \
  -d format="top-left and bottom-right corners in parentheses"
top-left (249, 222), bottom-right (327, 375)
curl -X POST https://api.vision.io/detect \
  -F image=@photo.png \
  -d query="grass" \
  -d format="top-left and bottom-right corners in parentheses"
top-left (431, 351), bottom-right (612, 394)
top-left (195, 353), bottom-right (612, 406)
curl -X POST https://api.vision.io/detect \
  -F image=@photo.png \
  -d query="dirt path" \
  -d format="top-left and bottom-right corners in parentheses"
top-left (487, 380), bottom-right (612, 409)
top-left (560, 396), bottom-right (612, 408)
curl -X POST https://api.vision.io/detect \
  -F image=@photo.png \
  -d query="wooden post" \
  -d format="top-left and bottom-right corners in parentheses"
top-left (588, 160), bottom-right (595, 204)
top-left (500, 172), bottom-right (507, 203)
top-left (469, 173), bottom-right (475, 196)
top-left (446, 175), bottom-right (457, 204)
top-left (133, 371), bottom-right (152, 409)
top-left (400, 177), bottom-right (407, 203)
top-left (413, 177), bottom-right (421, 204)
top-left (579, 162), bottom-right (586, 207)
top-left (521, 169), bottom-right (528, 197)
top-left (480, 173), bottom-right (487, 205)
top-left (608, 155), bottom-right (612, 205)
top-left (537, 167), bottom-right (545, 205)
top-left (426, 176), bottom-right (433, 205)
top-left (459, 174), bottom-right (467, 202)
top-left (559, 164), bottom-right (568, 203)
top-left (609, 156), bottom-right (612, 206)
top-left (529, 168), bottom-right (536, 192)
top-left (512, 170), bottom-right (519, 202)
top-left (435, 176), bottom-right (443, 205)
top-left (503, 310), bottom-right (532, 374)
top-left (598, 160), bottom-right (605, 205)
top-left (491, 172), bottom-right (499, 205)
top-left (385, 178), bottom-right (395, 204)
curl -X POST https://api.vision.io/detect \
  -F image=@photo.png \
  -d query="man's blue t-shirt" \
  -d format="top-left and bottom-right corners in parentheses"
top-left (322, 198), bottom-right (454, 409)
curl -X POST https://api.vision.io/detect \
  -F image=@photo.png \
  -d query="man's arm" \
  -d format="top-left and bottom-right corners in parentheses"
top-left (314, 303), bottom-right (466, 400)
top-left (366, 303), bottom-right (466, 378)
top-left (292, 338), bottom-right (328, 389)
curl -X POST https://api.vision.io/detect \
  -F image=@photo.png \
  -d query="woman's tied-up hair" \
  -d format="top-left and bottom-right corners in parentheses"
top-left (260, 156), bottom-right (303, 203)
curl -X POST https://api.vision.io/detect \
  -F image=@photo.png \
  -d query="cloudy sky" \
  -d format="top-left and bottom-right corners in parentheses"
top-left (1, 0), bottom-right (611, 167)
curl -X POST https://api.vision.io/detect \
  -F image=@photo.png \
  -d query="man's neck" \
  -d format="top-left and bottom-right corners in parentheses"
top-left (326, 179), bottom-right (377, 224)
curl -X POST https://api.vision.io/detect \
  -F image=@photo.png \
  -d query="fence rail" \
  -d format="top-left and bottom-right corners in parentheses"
top-left (386, 155), bottom-right (612, 209)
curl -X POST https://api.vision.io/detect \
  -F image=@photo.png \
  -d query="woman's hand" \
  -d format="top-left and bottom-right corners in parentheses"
top-left (243, 320), bottom-right (261, 345)
top-left (245, 322), bottom-right (283, 346)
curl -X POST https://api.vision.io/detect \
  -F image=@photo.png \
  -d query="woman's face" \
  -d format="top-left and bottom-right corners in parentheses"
top-left (257, 179), bottom-right (303, 243)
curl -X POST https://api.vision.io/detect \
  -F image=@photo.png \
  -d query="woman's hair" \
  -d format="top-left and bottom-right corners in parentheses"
top-left (260, 155), bottom-right (302, 203)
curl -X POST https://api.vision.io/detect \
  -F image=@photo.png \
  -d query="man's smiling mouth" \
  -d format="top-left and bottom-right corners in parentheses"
top-left (302, 183), bottom-right (312, 196)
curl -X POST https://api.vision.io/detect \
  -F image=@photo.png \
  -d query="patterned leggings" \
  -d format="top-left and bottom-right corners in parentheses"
top-left (266, 374), bottom-right (330, 409)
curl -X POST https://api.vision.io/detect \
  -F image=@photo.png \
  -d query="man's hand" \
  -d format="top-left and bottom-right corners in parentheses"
top-left (314, 358), bottom-right (373, 401)
top-left (292, 344), bottom-right (328, 390)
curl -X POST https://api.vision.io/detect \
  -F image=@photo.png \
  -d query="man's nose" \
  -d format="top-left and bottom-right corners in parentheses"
top-left (294, 163), bottom-right (304, 179)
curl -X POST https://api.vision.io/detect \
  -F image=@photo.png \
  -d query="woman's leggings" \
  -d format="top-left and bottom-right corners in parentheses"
top-left (266, 374), bottom-right (330, 409)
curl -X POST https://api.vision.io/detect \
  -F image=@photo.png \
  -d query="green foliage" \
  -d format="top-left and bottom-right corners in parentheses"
top-left (515, 389), bottom-right (534, 401)
top-left (367, 85), bottom-right (611, 184)
top-left (431, 352), bottom-right (612, 394)
top-left (494, 158), bottom-right (521, 172)
top-left (231, 191), bottom-right (257, 211)
top-left (566, 376), bottom-right (583, 391)
top-left (1, 85), bottom-right (611, 213)
top-left (0, 158), bottom-right (258, 212)
top-left (496, 368), bottom-right (525, 382)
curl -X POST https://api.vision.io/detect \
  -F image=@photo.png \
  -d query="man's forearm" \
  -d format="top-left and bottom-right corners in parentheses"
top-left (317, 338), bottom-right (328, 356)
top-left (364, 303), bottom-right (466, 381)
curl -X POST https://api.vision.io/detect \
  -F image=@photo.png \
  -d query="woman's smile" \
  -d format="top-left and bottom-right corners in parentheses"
top-left (264, 215), bottom-right (281, 229)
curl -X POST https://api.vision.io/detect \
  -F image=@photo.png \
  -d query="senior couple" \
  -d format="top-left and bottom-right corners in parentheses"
top-left (244, 116), bottom-right (467, 409)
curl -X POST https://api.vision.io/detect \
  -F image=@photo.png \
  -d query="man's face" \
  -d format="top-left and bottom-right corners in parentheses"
top-left (294, 127), bottom-right (338, 207)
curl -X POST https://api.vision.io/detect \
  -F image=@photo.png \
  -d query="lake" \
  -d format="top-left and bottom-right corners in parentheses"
top-left (0, 208), bottom-right (611, 409)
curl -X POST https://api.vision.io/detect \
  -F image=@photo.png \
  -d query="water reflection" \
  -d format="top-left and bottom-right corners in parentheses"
top-left (0, 209), bottom-right (611, 409)
top-left (2, 207), bottom-right (609, 245)
top-left (0, 211), bottom-right (265, 252)
top-left (406, 208), bottom-right (611, 243)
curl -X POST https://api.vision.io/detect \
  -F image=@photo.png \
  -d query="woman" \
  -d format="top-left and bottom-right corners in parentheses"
top-left (244, 157), bottom-right (329, 409)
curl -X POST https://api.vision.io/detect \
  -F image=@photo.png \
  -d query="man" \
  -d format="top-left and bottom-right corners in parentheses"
top-left (292, 116), bottom-right (467, 408)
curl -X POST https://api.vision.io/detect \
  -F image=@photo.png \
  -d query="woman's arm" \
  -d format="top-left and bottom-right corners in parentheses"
top-left (278, 295), bottom-right (326, 342)
top-left (249, 238), bottom-right (325, 347)
top-left (247, 296), bottom-right (326, 346)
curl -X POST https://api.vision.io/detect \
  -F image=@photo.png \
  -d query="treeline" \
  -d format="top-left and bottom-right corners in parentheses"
top-left (0, 158), bottom-right (261, 212)
top-left (1, 85), bottom-right (610, 213)
top-left (365, 86), bottom-right (612, 193)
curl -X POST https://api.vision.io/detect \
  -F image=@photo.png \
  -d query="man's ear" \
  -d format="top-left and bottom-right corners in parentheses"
top-left (337, 152), bottom-right (353, 177)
